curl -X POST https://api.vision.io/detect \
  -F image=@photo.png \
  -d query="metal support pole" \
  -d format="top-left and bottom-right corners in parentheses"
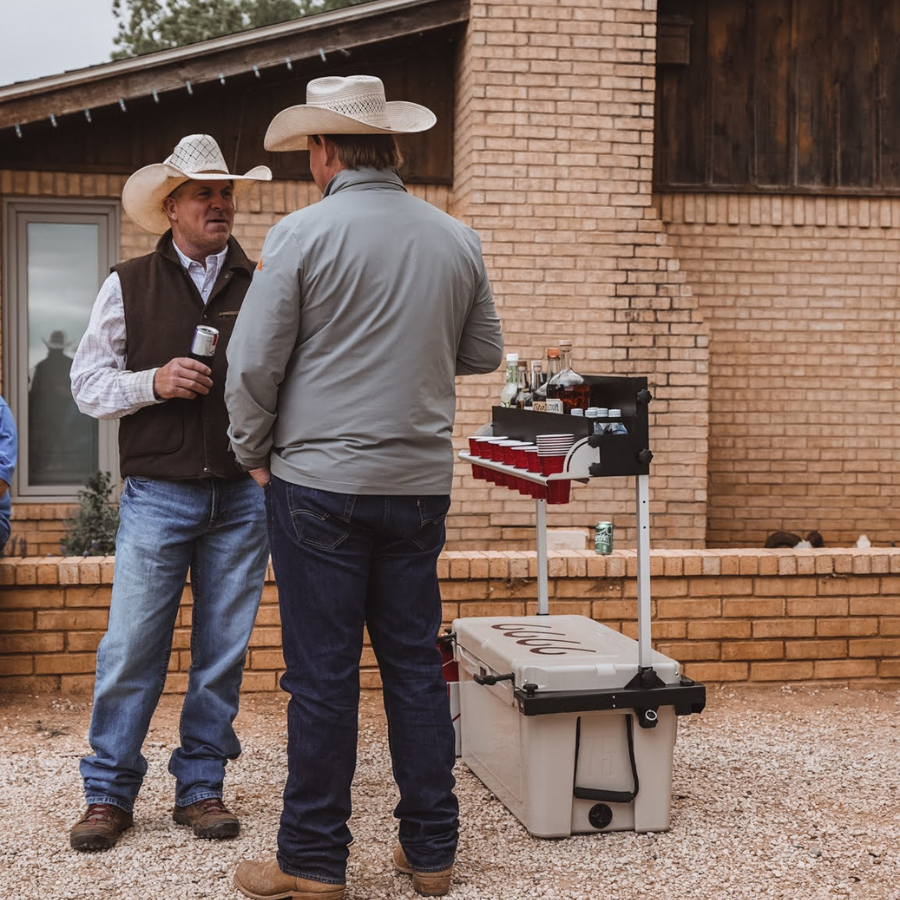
top-left (535, 498), bottom-right (549, 615)
top-left (635, 474), bottom-right (652, 667)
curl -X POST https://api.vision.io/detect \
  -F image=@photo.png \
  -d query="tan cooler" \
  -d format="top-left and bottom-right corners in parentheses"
top-left (453, 614), bottom-right (705, 838)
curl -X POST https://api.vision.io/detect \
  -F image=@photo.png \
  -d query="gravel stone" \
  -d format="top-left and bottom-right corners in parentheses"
top-left (0, 685), bottom-right (897, 899)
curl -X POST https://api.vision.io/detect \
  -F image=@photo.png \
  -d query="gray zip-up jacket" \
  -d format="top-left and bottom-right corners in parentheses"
top-left (225, 167), bottom-right (503, 495)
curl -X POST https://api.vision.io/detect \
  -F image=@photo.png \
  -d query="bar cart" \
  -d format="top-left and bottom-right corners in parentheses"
top-left (450, 375), bottom-right (705, 838)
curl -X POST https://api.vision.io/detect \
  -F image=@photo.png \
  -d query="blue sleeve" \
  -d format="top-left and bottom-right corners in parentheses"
top-left (0, 397), bottom-right (18, 487)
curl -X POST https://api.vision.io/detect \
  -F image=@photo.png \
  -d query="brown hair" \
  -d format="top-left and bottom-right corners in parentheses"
top-left (313, 133), bottom-right (403, 170)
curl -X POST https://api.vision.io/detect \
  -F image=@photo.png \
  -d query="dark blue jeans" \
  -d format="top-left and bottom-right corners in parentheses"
top-left (266, 478), bottom-right (458, 885)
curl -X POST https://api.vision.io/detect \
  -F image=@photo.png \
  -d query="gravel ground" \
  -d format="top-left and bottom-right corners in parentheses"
top-left (0, 685), bottom-right (898, 900)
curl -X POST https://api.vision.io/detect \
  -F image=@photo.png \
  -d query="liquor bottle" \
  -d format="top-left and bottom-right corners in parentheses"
top-left (531, 348), bottom-right (560, 412)
top-left (545, 340), bottom-right (590, 414)
top-left (514, 360), bottom-right (532, 409)
top-left (500, 353), bottom-right (519, 407)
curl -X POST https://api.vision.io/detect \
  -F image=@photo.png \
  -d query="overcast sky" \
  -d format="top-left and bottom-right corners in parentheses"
top-left (0, 0), bottom-right (118, 87)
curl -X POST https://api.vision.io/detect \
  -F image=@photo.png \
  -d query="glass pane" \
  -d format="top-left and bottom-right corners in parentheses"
top-left (26, 222), bottom-right (100, 486)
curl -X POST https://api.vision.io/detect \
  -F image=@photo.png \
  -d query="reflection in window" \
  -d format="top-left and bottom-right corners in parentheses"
top-left (26, 224), bottom-right (100, 486)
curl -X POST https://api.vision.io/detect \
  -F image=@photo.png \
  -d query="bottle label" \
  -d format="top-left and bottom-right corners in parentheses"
top-left (545, 399), bottom-right (564, 414)
top-left (532, 400), bottom-right (546, 412)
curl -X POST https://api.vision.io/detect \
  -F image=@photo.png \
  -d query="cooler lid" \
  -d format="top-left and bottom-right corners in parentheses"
top-left (453, 614), bottom-right (681, 693)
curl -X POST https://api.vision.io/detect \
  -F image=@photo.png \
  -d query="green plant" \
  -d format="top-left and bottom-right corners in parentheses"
top-left (61, 471), bottom-right (120, 556)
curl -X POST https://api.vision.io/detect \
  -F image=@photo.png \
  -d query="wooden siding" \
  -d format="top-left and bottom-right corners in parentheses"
top-left (654, 0), bottom-right (900, 194)
top-left (0, 33), bottom-right (458, 184)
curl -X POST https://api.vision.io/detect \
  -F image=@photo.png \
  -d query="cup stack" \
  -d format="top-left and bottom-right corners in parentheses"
top-left (536, 433), bottom-right (575, 504)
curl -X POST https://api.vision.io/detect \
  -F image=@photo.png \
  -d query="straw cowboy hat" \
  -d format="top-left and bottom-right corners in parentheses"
top-left (264, 75), bottom-right (436, 152)
top-left (122, 134), bottom-right (272, 234)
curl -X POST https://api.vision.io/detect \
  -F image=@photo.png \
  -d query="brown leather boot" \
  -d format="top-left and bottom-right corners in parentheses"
top-left (234, 859), bottom-right (345, 900)
top-left (173, 797), bottom-right (240, 839)
top-left (393, 845), bottom-right (453, 896)
top-left (69, 803), bottom-right (134, 851)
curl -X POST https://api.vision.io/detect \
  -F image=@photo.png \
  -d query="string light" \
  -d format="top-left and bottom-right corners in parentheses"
top-left (185, 80), bottom-right (193, 96)
top-left (49, 113), bottom-right (58, 128)
top-left (118, 98), bottom-right (127, 112)
top-left (84, 109), bottom-right (92, 123)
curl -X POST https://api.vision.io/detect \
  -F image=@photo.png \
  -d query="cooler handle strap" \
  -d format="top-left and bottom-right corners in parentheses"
top-left (572, 714), bottom-right (640, 804)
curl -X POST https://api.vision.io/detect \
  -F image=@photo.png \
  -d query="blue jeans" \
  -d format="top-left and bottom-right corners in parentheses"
top-left (80, 475), bottom-right (269, 811)
top-left (267, 479), bottom-right (458, 885)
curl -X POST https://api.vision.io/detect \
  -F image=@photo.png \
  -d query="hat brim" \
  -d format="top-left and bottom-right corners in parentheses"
top-left (263, 100), bottom-right (436, 152)
top-left (122, 162), bottom-right (273, 234)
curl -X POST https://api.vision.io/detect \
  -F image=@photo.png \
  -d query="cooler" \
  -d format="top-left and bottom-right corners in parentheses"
top-left (453, 614), bottom-right (705, 837)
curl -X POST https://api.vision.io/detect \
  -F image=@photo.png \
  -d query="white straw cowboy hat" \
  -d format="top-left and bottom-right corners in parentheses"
top-left (264, 75), bottom-right (436, 152)
top-left (122, 134), bottom-right (272, 234)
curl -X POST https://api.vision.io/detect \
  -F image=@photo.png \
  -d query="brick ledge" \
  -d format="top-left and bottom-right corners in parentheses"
top-left (2, 548), bottom-right (898, 586)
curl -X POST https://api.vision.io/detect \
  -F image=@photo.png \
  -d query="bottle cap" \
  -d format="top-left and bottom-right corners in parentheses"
top-left (585, 408), bottom-right (600, 418)
top-left (596, 407), bottom-right (609, 417)
top-left (547, 348), bottom-right (560, 358)
top-left (506, 353), bottom-right (519, 363)
top-left (609, 409), bottom-right (622, 417)
top-left (570, 408), bottom-right (584, 416)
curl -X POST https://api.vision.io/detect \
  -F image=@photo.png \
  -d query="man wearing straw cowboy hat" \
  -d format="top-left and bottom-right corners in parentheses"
top-left (68, 134), bottom-right (272, 851)
top-left (226, 75), bottom-right (503, 899)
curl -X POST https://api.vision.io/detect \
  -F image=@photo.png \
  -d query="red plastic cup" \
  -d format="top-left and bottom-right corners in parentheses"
top-left (540, 455), bottom-right (566, 476)
top-left (547, 480), bottom-right (571, 505)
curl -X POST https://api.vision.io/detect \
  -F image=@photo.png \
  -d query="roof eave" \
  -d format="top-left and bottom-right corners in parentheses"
top-left (0, 0), bottom-right (468, 130)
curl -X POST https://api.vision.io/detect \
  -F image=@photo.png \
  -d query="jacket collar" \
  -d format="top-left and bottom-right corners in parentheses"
top-left (323, 166), bottom-right (407, 198)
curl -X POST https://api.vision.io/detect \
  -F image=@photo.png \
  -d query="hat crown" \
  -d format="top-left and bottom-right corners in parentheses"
top-left (165, 134), bottom-right (229, 175)
top-left (305, 76), bottom-right (391, 129)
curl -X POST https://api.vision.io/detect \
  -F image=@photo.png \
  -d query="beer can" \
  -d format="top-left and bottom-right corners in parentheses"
top-left (190, 325), bottom-right (219, 359)
top-left (594, 521), bottom-right (613, 555)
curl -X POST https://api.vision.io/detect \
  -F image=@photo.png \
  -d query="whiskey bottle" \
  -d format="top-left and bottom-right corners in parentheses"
top-left (545, 340), bottom-right (590, 414)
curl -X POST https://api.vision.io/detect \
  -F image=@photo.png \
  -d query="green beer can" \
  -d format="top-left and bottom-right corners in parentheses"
top-left (594, 521), bottom-right (613, 555)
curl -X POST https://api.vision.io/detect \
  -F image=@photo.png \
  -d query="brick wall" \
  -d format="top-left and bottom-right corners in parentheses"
top-left (656, 193), bottom-right (900, 549)
top-left (448, 0), bottom-right (710, 550)
top-left (1, 548), bottom-right (898, 693)
top-left (0, 170), bottom-right (451, 555)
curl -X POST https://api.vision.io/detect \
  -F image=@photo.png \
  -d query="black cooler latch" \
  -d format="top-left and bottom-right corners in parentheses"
top-left (473, 670), bottom-right (514, 686)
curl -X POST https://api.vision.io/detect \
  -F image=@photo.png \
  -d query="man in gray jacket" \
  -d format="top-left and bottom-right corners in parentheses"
top-left (226, 76), bottom-right (503, 900)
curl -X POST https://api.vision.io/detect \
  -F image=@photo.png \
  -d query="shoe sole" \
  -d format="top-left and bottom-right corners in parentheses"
top-left (232, 872), bottom-right (345, 900)
top-left (70, 835), bottom-right (118, 852)
top-left (173, 808), bottom-right (240, 839)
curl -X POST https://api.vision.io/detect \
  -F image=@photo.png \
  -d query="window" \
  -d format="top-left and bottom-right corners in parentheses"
top-left (2, 199), bottom-right (120, 501)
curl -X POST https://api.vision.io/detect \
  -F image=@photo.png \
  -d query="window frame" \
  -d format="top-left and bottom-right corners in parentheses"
top-left (2, 197), bottom-right (121, 502)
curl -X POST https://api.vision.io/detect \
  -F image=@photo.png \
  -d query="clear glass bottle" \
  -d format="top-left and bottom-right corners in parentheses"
top-left (545, 340), bottom-right (590, 414)
top-left (500, 353), bottom-right (519, 407)
top-left (531, 348), bottom-right (560, 412)
top-left (514, 360), bottom-right (532, 409)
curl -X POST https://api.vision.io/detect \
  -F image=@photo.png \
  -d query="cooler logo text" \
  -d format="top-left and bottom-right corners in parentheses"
top-left (490, 622), bottom-right (597, 656)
